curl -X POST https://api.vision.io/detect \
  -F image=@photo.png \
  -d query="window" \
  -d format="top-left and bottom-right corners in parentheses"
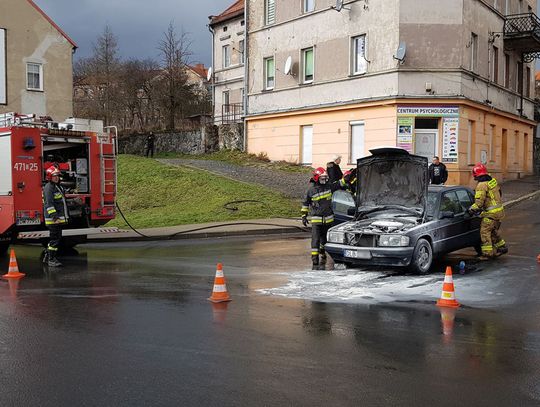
top-left (222, 45), bottom-right (231, 68)
top-left (239, 40), bottom-right (245, 64)
top-left (223, 26), bottom-right (228, 32)
top-left (27, 63), bottom-right (43, 91)
top-left (516, 61), bottom-right (523, 93)
top-left (504, 53), bottom-right (510, 87)
top-left (300, 125), bottom-right (313, 164)
top-left (302, 47), bottom-right (314, 83)
top-left (514, 131), bottom-right (520, 163)
top-left (470, 33), bottom-right (478, 72)
top-left (350, 122), bottom-right (365, 164)
top-left (526, 66), bottom-right (531, 97)
top-left (265, 0), bottom-right (275, 25)
top-left (440, 191), bottom-right (463, 215)
top-left (492, 46), bottom-right (499, 84)
top-left (352, 35), bottom-right (367, 75)
top-left (222, 91), bottom-right (230, 113)
top-left (264, 57), bottom-right (275, 90)
top-left (241, 20), bottom-right (245, 26)
top-left (304, 0), bottom-right (315, 13)
top-left (467, 120), bottom-right (475, 165)
top-left (489, 124), bottom-right (495, 161)
top-left (455, 189), bottom-right (473, 212)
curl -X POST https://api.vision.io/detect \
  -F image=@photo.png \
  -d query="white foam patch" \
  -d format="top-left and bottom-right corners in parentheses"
top-left (257, 268), bottom-right (442, 304)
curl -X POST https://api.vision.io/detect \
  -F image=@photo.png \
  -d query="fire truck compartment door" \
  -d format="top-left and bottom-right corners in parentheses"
top-left (17, 227), bottom-right (124, 239)
top-left (0, 134), bottom-right (12, 195)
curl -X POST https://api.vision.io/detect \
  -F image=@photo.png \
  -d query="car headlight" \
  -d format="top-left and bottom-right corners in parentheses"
top-left (378, 235), bottom-right (409, 247)
top-left (328, 231), bottom-right (345, 244)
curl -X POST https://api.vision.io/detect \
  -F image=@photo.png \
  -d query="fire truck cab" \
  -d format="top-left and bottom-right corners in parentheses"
top-left (0, 113), bottom-right (117, 255)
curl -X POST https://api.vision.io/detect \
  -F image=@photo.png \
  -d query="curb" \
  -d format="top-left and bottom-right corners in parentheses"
top-left (503, 189), bottom-right (540, 208)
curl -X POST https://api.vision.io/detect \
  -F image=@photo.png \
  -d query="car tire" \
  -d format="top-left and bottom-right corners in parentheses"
top-left (410, 238), bottom-right (433, 274)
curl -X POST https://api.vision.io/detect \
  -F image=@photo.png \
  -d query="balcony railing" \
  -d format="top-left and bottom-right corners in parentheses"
top-left (504, 13), bottom-right (540, 62)
top-left (221, 103), bottom-right (243, 124)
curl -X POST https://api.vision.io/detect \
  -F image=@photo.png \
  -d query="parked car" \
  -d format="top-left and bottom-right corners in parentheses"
top-left (325, 147), bottom-right (481, 273)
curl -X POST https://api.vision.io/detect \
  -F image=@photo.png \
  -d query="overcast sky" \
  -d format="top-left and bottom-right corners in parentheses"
top-left (34, 0), bottom-right (233, 67)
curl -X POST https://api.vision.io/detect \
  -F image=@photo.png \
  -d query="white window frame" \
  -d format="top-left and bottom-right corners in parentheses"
top-left (349, 121), bottom-right (365, 164)
top-left (264, 57), bottom-right (275, 90)
top-left (265, 0), bottom-right (276, 25)
top-left (222, 45), bottom-right (231, 68)
top-left (351, 34), bottom-right (367, 75)
top-left (302, 47), bottom-right (314, 84)
top-left (300, 125), bottom-right (313, 165)
top-left (222, 90), bottom-right (230, 113)
top-left (489, 124), bottom-right (495, 161)
top-left (303, 0), bottom-right (315, 13)
top-left (26, 62), bottom-right (43, 91)
top-left (470, 33), bottom-right (478, 72)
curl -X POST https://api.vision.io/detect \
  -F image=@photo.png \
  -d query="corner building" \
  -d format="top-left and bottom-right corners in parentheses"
top-left (245, 0), bottom-right (537, 185)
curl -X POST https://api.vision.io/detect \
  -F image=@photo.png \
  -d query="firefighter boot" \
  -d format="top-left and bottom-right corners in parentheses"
top-left (47, 251), bottom-right (63, 267)
top-left (496, 245), bottom-right (508, 256)
top-left (312, 255), bottom-right (319, 270)
top-left (319, 251), bottom-right (327, 270)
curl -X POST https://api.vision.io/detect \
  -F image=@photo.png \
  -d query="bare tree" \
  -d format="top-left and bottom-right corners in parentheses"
top-left (156, 22), bottom-right (192, 130)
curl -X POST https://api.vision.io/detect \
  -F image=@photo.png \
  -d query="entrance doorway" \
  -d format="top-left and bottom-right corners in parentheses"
top-left (414, 118), bottom-right (439, 160)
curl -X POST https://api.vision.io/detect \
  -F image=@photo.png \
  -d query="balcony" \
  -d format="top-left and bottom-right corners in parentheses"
top-left (504, 13), bottom-right (540, 62)
top-left (221, 103), bottom-right (243, 124)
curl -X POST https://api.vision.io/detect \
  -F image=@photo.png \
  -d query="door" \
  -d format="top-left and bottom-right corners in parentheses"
top-left (415, 129), bottom-right (438, 161)
top-left (332, 190), bottom-right (356, 224)
top-left (301, 125), bottom-right (313, 164)
top-left (437, 190), bottom-right (469, 253)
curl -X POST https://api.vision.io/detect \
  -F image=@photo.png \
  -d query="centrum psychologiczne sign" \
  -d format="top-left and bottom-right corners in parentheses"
top-left (397, 106), bottom-right (459, 117)
top-left (0, 28), bottom-right (6, 105)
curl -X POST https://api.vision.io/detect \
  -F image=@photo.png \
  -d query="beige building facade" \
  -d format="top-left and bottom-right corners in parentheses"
top-left (0, 0), bottom-right (76, 120)
top-left (245, 0), bottom-right (537, 185)
top-left (209, 0), bottom-right (246, 124)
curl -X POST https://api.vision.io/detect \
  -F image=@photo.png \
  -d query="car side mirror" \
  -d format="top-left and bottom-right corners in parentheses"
top-left (440, 211), bottom-right (455, 219)
top-left (347, 208), bottom-right (356, 216)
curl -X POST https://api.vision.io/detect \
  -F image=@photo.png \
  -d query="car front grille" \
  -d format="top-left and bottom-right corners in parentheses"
top-left (345, 233), bottom-right (376, 247)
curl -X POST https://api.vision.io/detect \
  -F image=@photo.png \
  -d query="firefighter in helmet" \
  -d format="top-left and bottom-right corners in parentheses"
top-left (301, 167), bottom-right (342, 270)
top-left (42, 166), bottom-right (69, 267)
top-left (468, 163), bottom-right (508, 260)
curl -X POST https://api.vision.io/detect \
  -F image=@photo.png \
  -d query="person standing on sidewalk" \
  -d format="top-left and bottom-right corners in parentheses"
top-left (145, 132), bottom-right (155, 158)
top-left (42, 166), bottom-right (69, 267)
top-left (428, 156), bottom-right (448, 185)
top-left (468, 163), bottom-right (508, 260)
top-left (326, 155), bottom-right (343, 184)
top-left (301, 167), bottom-right (341, 270)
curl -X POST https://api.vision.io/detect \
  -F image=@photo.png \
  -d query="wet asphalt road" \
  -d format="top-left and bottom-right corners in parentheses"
top-left (0, 197), bottom-right (539, 406)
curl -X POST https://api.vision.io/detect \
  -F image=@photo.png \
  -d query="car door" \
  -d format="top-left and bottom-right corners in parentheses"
top-left (331, 190), bottom-right (355, 225)
top-left (436, 190), bottom-right (469, 253)
top-left (455, 187), bottom-right (481, 247)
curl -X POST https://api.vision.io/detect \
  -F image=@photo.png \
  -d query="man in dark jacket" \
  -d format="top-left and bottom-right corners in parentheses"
top-left (301, 167), bottom-right (342, 270)
top-left (145, 132), bottom-right (155, 158)
top-left (43, 166), bottom-right (69, 267)
top-left (428, 156), bottom-right (448, 185)
top-left (326, 155), bottom-right (343, 184)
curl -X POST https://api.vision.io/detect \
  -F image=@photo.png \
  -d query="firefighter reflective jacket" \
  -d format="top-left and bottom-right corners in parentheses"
top-left (301, 181), bottom-right (341, 224)
top-left (43, 182), bottom-right (69, 226)
top-left (470, 176), bottom-right (505, 220)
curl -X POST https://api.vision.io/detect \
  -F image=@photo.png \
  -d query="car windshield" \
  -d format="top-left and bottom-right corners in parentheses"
top-left (426, 191), bottom-right (437, 217)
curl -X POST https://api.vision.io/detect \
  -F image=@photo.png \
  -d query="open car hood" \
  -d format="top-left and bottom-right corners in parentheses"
top-left (355, 147), bottom-right (428, 215)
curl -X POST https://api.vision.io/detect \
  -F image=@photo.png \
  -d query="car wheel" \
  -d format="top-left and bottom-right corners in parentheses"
top-left (410, 238), bottom-right (433, 274)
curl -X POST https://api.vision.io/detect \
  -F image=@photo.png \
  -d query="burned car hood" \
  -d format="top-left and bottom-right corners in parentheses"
top-left (356, 147), bottom-right (428, 215)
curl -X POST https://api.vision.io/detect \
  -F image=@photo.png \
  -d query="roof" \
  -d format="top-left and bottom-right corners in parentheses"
top-left (27, 0), bottom-right (77, 49)
top-left (189, 64), bottom-right (208, 79)
top-left (209, 0), bottom-right (244, 26)
top-left (536, 71), bottom-right (540, 81)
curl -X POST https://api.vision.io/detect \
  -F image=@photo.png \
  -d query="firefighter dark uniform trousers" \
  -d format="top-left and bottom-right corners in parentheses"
top-left (470, 176), bottom-right (506, 257)
top-left (43, 182), bottom-right (69, 256)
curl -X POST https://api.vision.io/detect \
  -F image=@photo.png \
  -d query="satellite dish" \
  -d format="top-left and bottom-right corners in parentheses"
top-left (206, 67), bottom-right (213, 82)
top-left (335, 0), bottom-right (344, 11)
top-left (393, 42), bottom-right (407, 63)
top-left (284, 56), bottom-right (292, 75)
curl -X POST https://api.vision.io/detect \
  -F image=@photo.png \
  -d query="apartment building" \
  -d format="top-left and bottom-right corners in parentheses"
top-left (245, 0), bottom-right (537, 184)
top-left (0, 0), bottom-right (76, 120)
top-left (209, 0), bottom-right (245, 125)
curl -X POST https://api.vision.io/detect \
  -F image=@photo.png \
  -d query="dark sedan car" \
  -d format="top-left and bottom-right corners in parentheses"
top-left (325, 148), bottom-right (481, 273)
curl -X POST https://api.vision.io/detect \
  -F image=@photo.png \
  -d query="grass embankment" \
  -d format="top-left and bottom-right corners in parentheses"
top-left (156, 150), bottom-right (313, 174)
top-left (109, 155), bottom-right (299, 229)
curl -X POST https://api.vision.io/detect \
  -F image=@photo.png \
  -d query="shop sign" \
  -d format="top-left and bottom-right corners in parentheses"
top-left (442, 117), bottom-right (459, 162)
top-left (397, 117), bottom-right (413, 153)
top-left (398, 106), bottom-right (459, 117)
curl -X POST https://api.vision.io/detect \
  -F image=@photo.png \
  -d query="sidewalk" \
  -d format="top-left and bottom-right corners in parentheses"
top-left (88, 175), bottom-right (539, 243)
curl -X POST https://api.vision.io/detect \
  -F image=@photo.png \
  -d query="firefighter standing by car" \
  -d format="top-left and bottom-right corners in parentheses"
top-left (468, 163), bottom-right (508, 260)
top-left (42, 166), bottom-right (69, 267)
top-left (302, 167), bottom-right (342, 270)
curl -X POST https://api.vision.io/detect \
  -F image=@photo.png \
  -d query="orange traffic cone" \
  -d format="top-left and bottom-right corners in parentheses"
top-left (436, 266), bottom-right (460, 308)
top-left (208, 263), bottom-right (231, 303)
top-left (3, 249), bottom-right (25, 279)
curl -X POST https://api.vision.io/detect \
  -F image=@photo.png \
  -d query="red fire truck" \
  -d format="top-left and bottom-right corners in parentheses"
top-left (0, 113), bottom-right (118, 255)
